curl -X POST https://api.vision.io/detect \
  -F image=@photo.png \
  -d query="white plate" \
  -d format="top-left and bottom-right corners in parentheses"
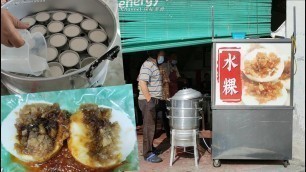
top-left (1, 101), bottom-right (53, 162)
top-left (68, 105), bottom-right (136, 168)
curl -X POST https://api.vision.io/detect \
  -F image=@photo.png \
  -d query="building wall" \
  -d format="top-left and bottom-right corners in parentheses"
top-left (286, 0), bottom-right (305, 163)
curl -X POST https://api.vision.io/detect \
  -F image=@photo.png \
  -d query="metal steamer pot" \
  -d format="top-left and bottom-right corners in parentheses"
top-left (1, 0), bottom-right (119, 94)
top-left (168, 88), bottom-right (203, 130)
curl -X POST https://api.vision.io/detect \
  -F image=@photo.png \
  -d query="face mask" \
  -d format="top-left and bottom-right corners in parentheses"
top-left (171, 60), bottom-right (177, 65)
top-left (157, 56), bottom-right (164, 64)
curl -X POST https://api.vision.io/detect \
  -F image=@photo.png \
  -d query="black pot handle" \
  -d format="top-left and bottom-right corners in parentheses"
top-left (85, 45), bottom-right (120, 79)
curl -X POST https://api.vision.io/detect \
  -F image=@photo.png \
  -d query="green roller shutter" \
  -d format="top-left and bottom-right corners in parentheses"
top-left (118, 0), bottom-right (272, 53)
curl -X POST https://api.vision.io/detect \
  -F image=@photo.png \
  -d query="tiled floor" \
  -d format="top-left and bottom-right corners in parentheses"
top-left (136, 128), bottom-right (305, 172)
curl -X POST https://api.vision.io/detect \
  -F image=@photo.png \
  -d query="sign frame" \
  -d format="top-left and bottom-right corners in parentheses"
top-left (211, 39), bottom-right (294, 110)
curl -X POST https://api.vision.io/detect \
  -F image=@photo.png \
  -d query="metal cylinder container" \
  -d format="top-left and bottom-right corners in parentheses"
top-left (168, 88), bottom-right (203, 130)
top-left (58, 50), bottom-right (80, 68)
top-left (69, 37), bottom-right (89, 53)
top-left (64, 68), bottom-right (78, 75)
top-left (48, 33), bottom-right (68, 49)
top-left (30, 25), bottom-right (47, 36)
top-left (80, 57), bottom-right (96, 68)
top-left (63, 24), bottom-right (81, 38)
top-left (81, 18), bottom-right (98, 32)
top-left (87, 43), bottom-right (108, 58)
top-left (169, 116), bottom-right (202, 130)
top-left (67, 13), bottom-right (83, 24)
top-left (44, 62), bottom-right (64, 77)
top-left (35, 11), bottom-right (50, 24)
top-left (1, 0), bottom-right (119, 94)
top-left (88, 29), bottom-right (108, 43)
top-left (47, 21), bottom-right (64, 33)
top-left (52, 11), bottom-right (67, 21)
top-left (46, 46), bottom-right (58, 62)
top-left (21, 16), bottom-right (36, 27)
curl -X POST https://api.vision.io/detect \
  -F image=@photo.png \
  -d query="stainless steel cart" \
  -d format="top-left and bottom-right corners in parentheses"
top-left (211, 39), bottom-right (294, 168)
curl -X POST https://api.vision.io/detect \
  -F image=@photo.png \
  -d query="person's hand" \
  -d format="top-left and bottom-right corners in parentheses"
top-left (1, 0), bottom-right (7, 5)
top-left (1, 9), bottom-right (29, 48)
top-left (146, 96), bottom-right (152, 103)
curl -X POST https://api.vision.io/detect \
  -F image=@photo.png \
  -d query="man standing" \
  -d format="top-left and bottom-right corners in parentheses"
top-left (138, 50), bottom-right (164, 163)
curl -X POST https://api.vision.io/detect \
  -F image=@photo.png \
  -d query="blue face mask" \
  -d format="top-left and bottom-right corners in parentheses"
top-left (171, 60), bottom-right (177, 65)
top-left (157, 56), bottom-right (164, 64)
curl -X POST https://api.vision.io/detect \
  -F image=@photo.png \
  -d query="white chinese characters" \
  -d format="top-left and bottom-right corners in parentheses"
top-left (222, 53), bottom-right (238, 71)
top-left (223, 78), bottom-right (238, 95)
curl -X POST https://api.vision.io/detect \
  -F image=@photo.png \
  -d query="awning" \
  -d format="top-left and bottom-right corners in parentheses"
top-left (118, 0), bottom-right (272, 53)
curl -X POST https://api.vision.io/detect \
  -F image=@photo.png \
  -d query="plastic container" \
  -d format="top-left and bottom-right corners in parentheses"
top-left (232, 32), bottom-right (246, 39)
top-left (1, 30), bottom-right (48, 76)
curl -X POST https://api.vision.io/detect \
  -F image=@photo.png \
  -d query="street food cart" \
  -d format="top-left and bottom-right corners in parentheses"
top-left (211, 39), bottom-right (294, 167)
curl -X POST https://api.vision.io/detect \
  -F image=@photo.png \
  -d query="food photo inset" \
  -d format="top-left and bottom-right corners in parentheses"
top-left (1, 86), bottom-right (139, 172)
top-left (215, 43), bottom-right (292, 106)
top-left (241, 45), bottom-right (291, 106)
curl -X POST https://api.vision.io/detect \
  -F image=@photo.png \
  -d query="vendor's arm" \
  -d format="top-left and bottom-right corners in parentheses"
top-left (1, 9), bottom-right (29, 47)
top-left (139, 80), bottom-right (151, 102)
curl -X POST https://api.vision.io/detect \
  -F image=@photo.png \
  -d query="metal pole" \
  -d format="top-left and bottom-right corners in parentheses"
top-left (256, 0), bottom-right (259, 38)
top-left (211, 6), bottom-right (214, 40)
top-left (293, 6), bottom-right (297, 55)
top-left (293, 6), bottom-right (296, 38)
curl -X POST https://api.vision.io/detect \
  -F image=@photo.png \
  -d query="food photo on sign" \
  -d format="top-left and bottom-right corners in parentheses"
top-left (215, 43), bottom-right (292, 106)
top-left (1, 85), bottom-right (139, 172)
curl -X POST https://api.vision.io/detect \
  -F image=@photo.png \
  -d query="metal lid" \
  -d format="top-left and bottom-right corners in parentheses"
top-left (46, 46), bottom-right (58, 62)
top-left (69, 37), bottom-right (88, 52)
top-left (59, 50), bottom-right (80, 67)
top-left (63, 24), bottom-right (81, 38)
top-left (171, 88), bottom-right (202, 100)
top-left (35, 12), bottom-right (50, 22)
top-left (88, 29), bottom-right (107, 43)
top-left (67, 13), bottom-right (83, 24)
top-left (30, 25), bottom-right (47, 36)
top-left (87, 43), bottom-right (107, 58)
top-left (52, 11), bottom-right (67, 21)
top-left (48, 33), bottom-right (67, 48)
top-left (47, 21), bottom-right (64, 33)
top-left (81, 19), bottom-right (98, 31)
top-left (21, 17), bottom-right (36, 27)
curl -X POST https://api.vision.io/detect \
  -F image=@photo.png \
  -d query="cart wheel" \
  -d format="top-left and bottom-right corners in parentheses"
top-left (283, 160), bottom-right (290, 168)
top-left (213, 159), bottom-right (221, 167)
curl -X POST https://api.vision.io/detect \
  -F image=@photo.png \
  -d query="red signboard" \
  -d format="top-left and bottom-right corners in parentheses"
top-left (218, 48), bottom-right (242, 102)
